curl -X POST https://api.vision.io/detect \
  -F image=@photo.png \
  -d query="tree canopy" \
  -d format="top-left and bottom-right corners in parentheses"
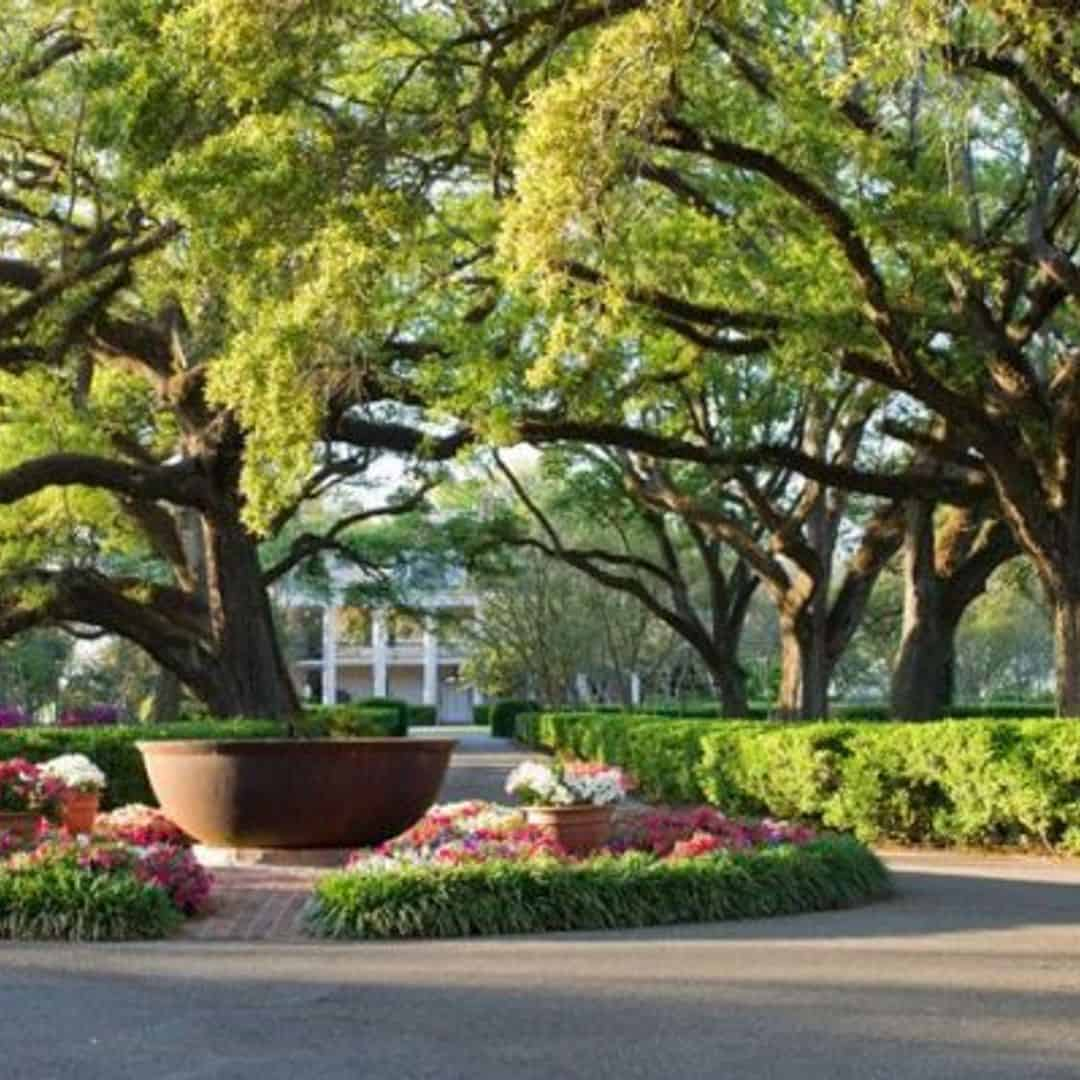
top-left (0, 0), bottom-right (1077, 718)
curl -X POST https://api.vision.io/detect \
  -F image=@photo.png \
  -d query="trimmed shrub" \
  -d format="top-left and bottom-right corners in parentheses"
top-left (305, 837), bottom-right (891, 939)
top-left (0, 719), bottom-right (284, 808)
top-left (353, 697), bottom-right (410, 736)
top-left (517, 711), bottom-right (1080, 851)
top-left (488, 699), bottom-right (540, 738)
top-left (407, 704), bottom-right (437, 727)
top-left (303, 705), bottom-right (402, 738)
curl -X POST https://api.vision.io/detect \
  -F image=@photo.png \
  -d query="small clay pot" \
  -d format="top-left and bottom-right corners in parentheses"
top-left (62, 790), bottom-right (101, 834)
top-left (525, 804), bottom-right (615, 855)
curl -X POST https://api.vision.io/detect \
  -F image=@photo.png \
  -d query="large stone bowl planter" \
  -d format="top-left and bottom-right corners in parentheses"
top-left (137, 739), bottom-right (456, 849)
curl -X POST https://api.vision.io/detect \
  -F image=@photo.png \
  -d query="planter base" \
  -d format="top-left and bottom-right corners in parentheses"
top-left (193, 844), bottom-right (351, 869)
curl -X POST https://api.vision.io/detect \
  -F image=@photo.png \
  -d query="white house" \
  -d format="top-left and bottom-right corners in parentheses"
top-left (292, 590), bottom-right (483, 724)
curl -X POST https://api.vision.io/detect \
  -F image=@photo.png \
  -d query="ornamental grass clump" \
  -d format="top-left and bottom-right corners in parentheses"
top-left (0, 835), bottom-right (179, 940)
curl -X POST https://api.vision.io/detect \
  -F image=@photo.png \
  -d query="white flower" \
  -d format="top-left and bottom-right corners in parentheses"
top-left (506, 761), bottom-right (628, 806)
top-left (506, 761), bottom-right (561, 802)
top-left (40, 753), bottom-right (106, 793)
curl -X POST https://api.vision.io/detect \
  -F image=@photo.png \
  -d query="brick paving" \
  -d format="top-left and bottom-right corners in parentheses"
top-left (179, 864), bottom-right (315, 941)
top-left (183, 867), bottom-right (323, 942)
top-left (181, 733), bottom-right (532, 942)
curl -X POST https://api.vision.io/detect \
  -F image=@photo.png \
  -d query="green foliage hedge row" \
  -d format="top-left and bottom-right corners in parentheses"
top-left (305, 837), bottom-right (891, 939)
top-left (0, 704), bottom-right (407, 809)
top-left (304, 703), bottom-right (404, 738)
top-left (0, 719), bottom-right (284, 808)
top-left (0, 864), bottom-right (181, 941)
top-left (516, 712), bottom-right (1080, 851)
top-left (555, 702), bottom-right (1056, 722)
top-left (407, 704), bottom-right (437, 727)
top-left (479, 699), bottom-right (540, 737)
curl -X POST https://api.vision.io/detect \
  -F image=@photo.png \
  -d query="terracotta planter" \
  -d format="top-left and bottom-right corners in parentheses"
top-left (61, 790), bottom-right (101, 834)
top-left (137, 738), bottom-right (456, 849)
top-left (525, 804), bottom-right (615, 855)
top-left (0, 810), bottom-right (42, 844)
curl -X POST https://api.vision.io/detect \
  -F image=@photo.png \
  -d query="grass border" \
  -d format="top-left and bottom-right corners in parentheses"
top-left (304, 836), bottom-right (892, 940)
top-left (0, 864), bottom-right (181, 941)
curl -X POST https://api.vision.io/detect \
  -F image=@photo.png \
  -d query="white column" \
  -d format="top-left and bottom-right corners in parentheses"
top-left (630, 672), bottom-right (642, 707)
top-left (473, 686), bottom-right (485, 706)
top-left (372, 610), bottom-right (389, 697)
top-left (321, 605), bottom-right (338, 705)
top-left (422, 619), bottom-right (438, 708)
top-left (576, 673), bottom-right (591, 703)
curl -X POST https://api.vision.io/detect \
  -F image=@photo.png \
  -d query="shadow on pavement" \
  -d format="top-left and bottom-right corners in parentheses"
top-left (2, 938), bottom-right (1079, 1080)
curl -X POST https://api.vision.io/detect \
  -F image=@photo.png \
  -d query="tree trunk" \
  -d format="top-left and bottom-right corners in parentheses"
top-left (150, 669), bottom-right (182, 724)
top-left (774, 603), bottom-right (830, 722)
top-left (709, 654), bottom-right (749, 718)
top-left (774, 613), bottom-right (827, 720)
top-left (891, 501), bottom-right (947, 720)
top-left (891, 612), bottom-right (953, 721)
top-left (775, 617), bottom-right (802, 721)
top-left (198, 514), bottom-right (299, 721)
top-left (1052, 594), bottom-right (1080, 717)
top-left (802, 615), bottom-right (829, 721)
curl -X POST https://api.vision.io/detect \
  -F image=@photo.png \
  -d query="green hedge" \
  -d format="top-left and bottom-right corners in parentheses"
top-left (357, 697), bottom-right (410, 736)
top-left (303, 703), bottom-right (404, 738)
top-left (0, 704), bottom-right (406, 809)
top-left (485, 699), bottom-right (540, 738)
top-left (407, 704), bottom-right (437, 727)
top-left (517, 712), bottom-right (1080, 851)
top-left (554, 702), bottom-right (1056, 722)
top-left (0, 719), bottom-right (284, 808)
top-left (305, 837), bottom-right (891, 939)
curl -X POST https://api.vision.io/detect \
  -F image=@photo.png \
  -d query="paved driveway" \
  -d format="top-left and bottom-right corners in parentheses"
top-left (3, 854), bottom-right (1079, 1080)
top-left (3, 735), bottom-right (1079, 1079)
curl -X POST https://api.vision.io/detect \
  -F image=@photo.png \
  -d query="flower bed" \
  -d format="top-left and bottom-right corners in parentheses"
top-left (306, 801), bottom-right (891, 939)
top-left (94, 804), bottom-right (193, 847)
top-left (0, 805), bottom-right (211, 941)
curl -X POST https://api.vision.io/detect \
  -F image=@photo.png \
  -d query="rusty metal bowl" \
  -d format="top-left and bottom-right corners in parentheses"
top-left (137, 738), bottom-right (455, 848)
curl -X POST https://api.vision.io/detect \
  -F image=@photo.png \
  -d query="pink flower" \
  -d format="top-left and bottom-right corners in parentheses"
top-left (93, 804), bottom-right (191, 847)
top-left (133, 845), bottom-right (213, 915)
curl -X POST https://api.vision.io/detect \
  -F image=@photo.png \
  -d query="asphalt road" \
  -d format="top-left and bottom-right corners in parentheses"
top-left (3, 854), bottom-right (1079, 1080)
